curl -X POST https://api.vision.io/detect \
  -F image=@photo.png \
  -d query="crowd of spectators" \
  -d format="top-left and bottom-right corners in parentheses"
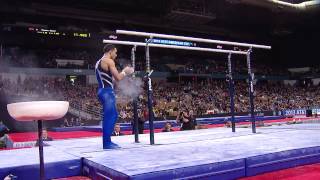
top-left (0, 47), bottom-right (96, 69)
top-left (1, 75), bottom-right (319, 122)
top-left (0, 46), bottom-right (288, 76)
top-left (174, 58), bottom-right (287, 76)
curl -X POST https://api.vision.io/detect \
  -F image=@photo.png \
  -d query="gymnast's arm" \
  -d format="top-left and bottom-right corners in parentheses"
top-left (101, 59), bottom-right (126, 81)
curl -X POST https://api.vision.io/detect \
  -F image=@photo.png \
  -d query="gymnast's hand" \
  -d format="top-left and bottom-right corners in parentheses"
top-left (122, 66), bottom-right (134, 76)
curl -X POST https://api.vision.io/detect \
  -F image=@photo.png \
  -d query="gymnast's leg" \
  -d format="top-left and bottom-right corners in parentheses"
top-left (98, 88), bottom-right (119, 149)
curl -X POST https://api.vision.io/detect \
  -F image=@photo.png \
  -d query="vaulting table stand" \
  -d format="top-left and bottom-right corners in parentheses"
top-left (7, 101), bottom-right (69, 180)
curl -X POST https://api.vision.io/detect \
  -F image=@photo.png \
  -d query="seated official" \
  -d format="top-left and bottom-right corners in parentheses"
top-left (162, 122), bottom-right (174, 132)
top-left (112, 124), bottom-right (124, 136)
top-left (35, 129), bottom-right (53, 146)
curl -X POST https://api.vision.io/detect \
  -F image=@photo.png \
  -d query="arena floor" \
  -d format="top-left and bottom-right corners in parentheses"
top-left (1, 123), bottom-right (320, 179)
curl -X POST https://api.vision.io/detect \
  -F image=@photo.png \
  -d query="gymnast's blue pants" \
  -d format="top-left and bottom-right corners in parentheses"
top-left (98, 88), bottom-right (118, 149)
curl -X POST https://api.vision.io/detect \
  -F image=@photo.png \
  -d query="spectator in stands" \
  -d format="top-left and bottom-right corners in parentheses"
top-left (0, 121), bottom-right (9, 138)
top-left (75, 118), bottom-right (81, 126)
top-left (69, 117), bottom-right (75, 127)
top-left (0, 80), bottom-right (3, 94)
top-left (0, 137), bottom-right (6, 148)
top-left (0, 121), bottom-right (9, 148)
top-left (132, 109), bottom-right (146, 134)
top-left (3, 174), bottom-right (18, 180)
top-left (112, 124), bottom-right (123, 136)
top-left (176, 108), bottom-right (194, 131)
top-left (189, 110), bottom-right (197, 129)
top-left (63, 118), bottom-right (70, 127)
top-left (162, 122), bottom-right (174, 132)
top-left (35, 129), bottom-right (53, 146)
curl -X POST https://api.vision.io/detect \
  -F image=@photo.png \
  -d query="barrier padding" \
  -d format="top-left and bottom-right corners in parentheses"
top-left (82, 158), bottom-right (245, 180)
top-left (51, 127), bottom-right (85, 132)
top-left (246, 146), bottom-right (320, 177)
top-left (0, 159), bottom-right (82, 180)
top-left (51, 116), bottom-right (284, 132)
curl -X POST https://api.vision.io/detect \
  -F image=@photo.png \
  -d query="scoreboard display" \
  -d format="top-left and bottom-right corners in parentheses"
top-left (28, 27), bottom-right (90, 38)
